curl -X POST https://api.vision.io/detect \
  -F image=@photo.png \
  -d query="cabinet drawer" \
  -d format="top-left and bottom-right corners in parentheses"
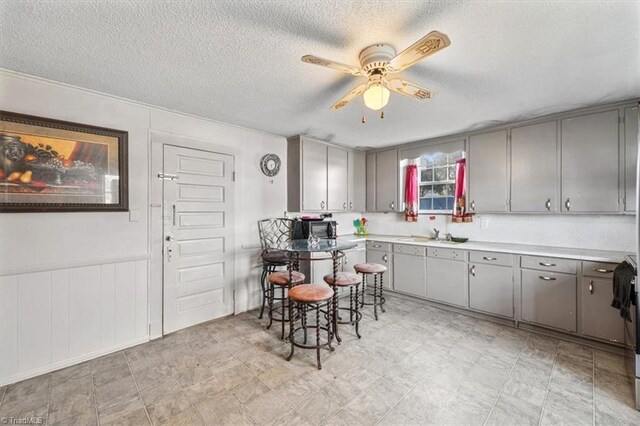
top-left (582, 261), bottom-right (617, 279)
top-left (469, 251), bottom-right (513, 267)
top-left (521, 269), bottom-right (577, 332)
top-left (394, 244), bottom-right (427, 256)
top-left (427, 247), bottom-right (467, 261)
top-left (520, 256), bottom-right (577, 274)
top-left (366, 241), bottom-right (391, 251)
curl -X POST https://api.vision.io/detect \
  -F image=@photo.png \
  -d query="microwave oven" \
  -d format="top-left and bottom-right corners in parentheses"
top-left (292, 220), bottom-right (337, 240)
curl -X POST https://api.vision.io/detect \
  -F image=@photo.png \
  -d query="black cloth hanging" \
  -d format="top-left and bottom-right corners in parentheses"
top-left (611, 261), bottom-right (635, 322)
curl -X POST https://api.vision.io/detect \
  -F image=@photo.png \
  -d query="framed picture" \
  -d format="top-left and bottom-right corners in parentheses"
top-left (0, 111), bottom-right (128, 212)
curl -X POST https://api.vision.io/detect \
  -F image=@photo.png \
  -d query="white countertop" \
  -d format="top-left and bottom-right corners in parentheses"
top-left (338, 234), bottom-right (629, 263)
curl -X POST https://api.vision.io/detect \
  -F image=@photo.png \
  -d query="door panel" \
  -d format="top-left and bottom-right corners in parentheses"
top-left (521, 269), bottom-right (576, 332)
top-left (349, 150), bottom-right (366, 211)
top-left (426, 257), bottom-right (467, 307)
top-left (163, 145), bottom-right (234, 334)
top-left (581, 277), bottom-right (625, 343)
top-left (625, 106), bottom-right (639, 212)
top-left (375, 149), bottom-right (398, 212)
top-left (327, 146), bottom-right (349, 211)
top-left (366, 250), bottom-right (393, 289)
top-left (366, 153), bottom-right (376, 211)
top-left (393, 254), bottom-right (427, 297)
top-left (510, 121), bottom-right (558, 212)
top-left (561, 110), bottom-right (619, 212)
top-left (302, 139), bottom-right (328, 211)
top-left (468, 130), bottom-right (509, 212)
top-left (469, 263), bottom-right (513, 318)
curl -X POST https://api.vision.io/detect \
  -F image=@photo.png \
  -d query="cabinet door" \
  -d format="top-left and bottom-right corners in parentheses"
top-left (375, 149), bottom-right (399, 212)
top-left (301, 139), bottom-right (327, 211)
top-left (469, 263), bottom-right (513, 318)
top-left (625, 106), bottom-right (639, 212)
top-left (343, 247), bottom-right (366, 273)
top-left (426, 258), bottom-right (467, 307)
top-left (521, 269), bottom-right (576, 332)
top-left (366, 152), bottom-right (376, 211)
top-left (510, 121), bottom-right (558, 212)
top-left (561, 110), bottom-right (620, 212)
top-left (468, 130), bottom-right (509, 212)
top-left (327, 146), bottom-right (349, 211)
top-left (393, 254), bottom-right (427, 297)
top-left (349, 150), bottom-right (366, 212)
top-left (366, 250), bottom-right (393, 289)
top-left (581, 277), bottom-right (625, 343)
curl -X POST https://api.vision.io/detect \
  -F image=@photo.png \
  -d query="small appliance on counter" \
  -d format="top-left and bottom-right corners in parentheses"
top-left (292, 214), bottom-right (337, 240)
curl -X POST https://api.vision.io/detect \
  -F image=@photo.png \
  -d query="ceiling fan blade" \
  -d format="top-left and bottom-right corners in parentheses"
top-left (386, 79), bottom-right (434, 100)
top-left (387, 31), bottom-right (451, 72)
top-left (302, 55), bottom-right (363, 76)
top-left (330, 84), bottom-right (368, 110)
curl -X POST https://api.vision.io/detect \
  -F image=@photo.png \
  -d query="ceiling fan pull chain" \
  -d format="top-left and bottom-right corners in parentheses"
top-left (380, 110), bottom-right (384, 119)
top-left (361, 97), bottom-right (366, 124)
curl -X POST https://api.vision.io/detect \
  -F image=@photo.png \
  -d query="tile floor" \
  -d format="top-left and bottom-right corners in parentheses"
top-left (1, 295), bottom-right (639, 425)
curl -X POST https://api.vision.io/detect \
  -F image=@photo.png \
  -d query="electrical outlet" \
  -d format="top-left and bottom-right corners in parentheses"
top-left (481, 217), bottom-right (489, 230)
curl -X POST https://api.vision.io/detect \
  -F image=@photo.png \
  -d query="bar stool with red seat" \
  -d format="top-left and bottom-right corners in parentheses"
top-left (267, 270), bottom-right (305, 339)
top-left (323, 272), bottom-right (362, 339)
top-left (286, 283), bottom-right (334, 370)
top-left (353, 263), bottom-right (387, 320)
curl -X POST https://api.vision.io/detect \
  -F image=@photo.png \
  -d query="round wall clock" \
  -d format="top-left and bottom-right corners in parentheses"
top-left (260, 153), bottom-right (281, 177)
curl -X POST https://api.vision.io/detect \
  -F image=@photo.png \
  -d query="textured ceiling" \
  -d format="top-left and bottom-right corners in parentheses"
top-left (1, 0), bottom-right (639, 148)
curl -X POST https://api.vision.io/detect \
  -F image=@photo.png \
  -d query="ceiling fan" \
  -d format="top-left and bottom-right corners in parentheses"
top-left (302, 31), bottom-right (450, 119)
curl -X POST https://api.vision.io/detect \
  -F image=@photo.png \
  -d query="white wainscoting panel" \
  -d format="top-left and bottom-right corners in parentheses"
top-left (0, 259), bottom-right (148, 386)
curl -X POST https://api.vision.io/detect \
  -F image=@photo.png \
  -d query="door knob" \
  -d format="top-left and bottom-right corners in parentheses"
top-left (470, 200), bottom-right (475, 211)
top-left (166, 235), bottom-right (174, 242)
top-left (545, 199), bottom-right (551, 211)
top-left (565, 198), bottom-right (571, 211)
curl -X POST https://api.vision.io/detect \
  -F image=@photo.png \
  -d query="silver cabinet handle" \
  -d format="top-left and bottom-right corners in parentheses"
top-left (565, 198), bottom-right (571, 211)
top-left (470, 200), bottom-right (475, 211)
top-left (382, 254), bottom-right (388, 263)
top-left (470, 265), bottom-right (476, 277)
top-left (588, 280), bottom-right (594, 294)
top-left (592, 268), bottom-right (613, 273)
top-left (344, 255), bottom-right (348, 265)
top-left (390, 201), bottom-right (395, 210)
top-left (372, 244), bottom-right (381, 248)
top-left (343, 202), bottom-right (347, 210)
top-left (349, 201), bottom-right (353, 210)
top-left (482, 256), bottom-right (497, 261)
top-left (320, 201), bottom-right (325, 209)
top-left (539, 262), bottom-right (556, 267)
top-left (166, 235), bottom-right (174, 242)
top-left (545, 199), bottom-right (551, 211)
top-left (539, 276), bottom-right (556, 281)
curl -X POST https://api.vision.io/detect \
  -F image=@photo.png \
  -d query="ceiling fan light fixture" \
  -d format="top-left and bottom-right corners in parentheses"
top-left (363, 84), bottom-right (390, 111)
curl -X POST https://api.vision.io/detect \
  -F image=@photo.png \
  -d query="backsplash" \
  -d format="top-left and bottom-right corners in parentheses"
top-left (330, 212), bottom-right (635, 252)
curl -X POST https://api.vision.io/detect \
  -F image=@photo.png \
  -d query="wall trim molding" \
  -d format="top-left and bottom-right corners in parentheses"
top-left (0, 335), bottom-right (149, 387)
top-left (0, 254), bottom-right (150, 276)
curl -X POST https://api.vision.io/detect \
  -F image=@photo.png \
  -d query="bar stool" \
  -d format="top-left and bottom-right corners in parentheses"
top-left (257, 218), bottom-right (294, 319)
top-left (323, 272), bottom-right (362, 339)
top-left (353, 263), bottom-right (387, 320)
top-left (287, 284), bottom-right (334, 370)
top-left (267, 270), bottom-right (305, 339)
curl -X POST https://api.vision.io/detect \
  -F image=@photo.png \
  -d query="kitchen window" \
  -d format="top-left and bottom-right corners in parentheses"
top-left (418, 150), bottom-right (464, 212)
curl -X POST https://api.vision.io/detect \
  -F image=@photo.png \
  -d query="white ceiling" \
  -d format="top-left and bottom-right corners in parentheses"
top-left (1, 1), bottom-right (639, 148)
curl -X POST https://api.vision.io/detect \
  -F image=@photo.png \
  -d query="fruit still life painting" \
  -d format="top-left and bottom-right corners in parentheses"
top-left (0, 111), bottom-right (128, 212)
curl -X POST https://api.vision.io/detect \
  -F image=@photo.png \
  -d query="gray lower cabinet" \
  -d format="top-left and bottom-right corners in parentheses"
top-left (624, 105), bottom-right (639, 212)
top-left (343, 245), bottom-right (366, 273)
top-left (469, 263), bottom-right (514, 318)
top-left (581, 277), bottom-right (625, 343)
top-left (468, 129), bottom-right (509, 213)
top-left (426, 257), bottom-right (467, 308)
top-left (366, 248), bottom-right (393, 290)
top-left (393, 253), bottom-right (427, 297)
top-left (561, 109), bottom-right (620, 213)
top-left (510, 121), bottom-right (558, 212)
top-left (521, 269), bottom-right (577, 332)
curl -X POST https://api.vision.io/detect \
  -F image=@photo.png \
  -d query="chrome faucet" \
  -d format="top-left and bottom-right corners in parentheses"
top-left (433, 228), bottom-right (440, 240)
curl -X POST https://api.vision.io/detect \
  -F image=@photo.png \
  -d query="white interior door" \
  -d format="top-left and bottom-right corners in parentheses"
top-left (163, 145), bottom-right (234, 334)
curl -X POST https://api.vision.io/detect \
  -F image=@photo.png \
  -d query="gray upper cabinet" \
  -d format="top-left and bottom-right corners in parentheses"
top-left (510, 121), bottom-right (558, 212)
top-left (468, 130), bottom-right (509, 213)
top-left (365, 152), bottom-right (376, 212)
top-left (375, 148), bottom-right (399, 212)
top-left (348, 150), bottom-right (366, 212)
top-left (301, 138), bottom-right (328, 211)
top-left (624, 106), bottom-right (639, 212)
top-left (327, 146), bottom-right (348, 211)
top-left (561, 110), bottom-right (620, 213)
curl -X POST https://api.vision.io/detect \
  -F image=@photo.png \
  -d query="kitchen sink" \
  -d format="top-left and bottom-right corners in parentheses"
top-left (400, 237), bottom-right (465, 244)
